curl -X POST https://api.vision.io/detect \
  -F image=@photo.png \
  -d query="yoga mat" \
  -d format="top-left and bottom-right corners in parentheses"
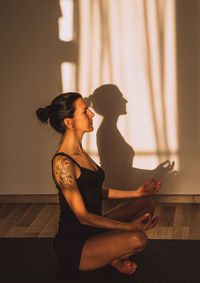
top-left (0, 238), bottom-right (199, 283)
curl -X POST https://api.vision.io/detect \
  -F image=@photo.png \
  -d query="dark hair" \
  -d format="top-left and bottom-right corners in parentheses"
top-left (36, 92), bottom-right (82, 134)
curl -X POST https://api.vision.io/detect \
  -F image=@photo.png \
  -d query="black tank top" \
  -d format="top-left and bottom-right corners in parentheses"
top-left (51, 152), bottom-right (105, 236)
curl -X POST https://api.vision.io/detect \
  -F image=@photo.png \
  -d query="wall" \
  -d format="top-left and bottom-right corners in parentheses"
top-left (176, 0), bottom-right (200, 194)
top-left (0, 0), bottom-right (199, 195)
top-left (0, 1), bottom-right (64, 194)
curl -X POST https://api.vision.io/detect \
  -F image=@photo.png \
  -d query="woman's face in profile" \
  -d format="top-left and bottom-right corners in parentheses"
top-left (72, 97), bottom-right (95, 133)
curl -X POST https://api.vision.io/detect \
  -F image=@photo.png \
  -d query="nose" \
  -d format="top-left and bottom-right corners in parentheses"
top-left (88, 109), bottom-right (95, 118)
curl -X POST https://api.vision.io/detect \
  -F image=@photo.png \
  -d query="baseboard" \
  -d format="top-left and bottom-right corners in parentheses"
top-left (0, 194), bottom-right (59, 203)
top-left (0, 194), bottom-right (200, 204)
top-left (152, 194), bottom-right (200, 203)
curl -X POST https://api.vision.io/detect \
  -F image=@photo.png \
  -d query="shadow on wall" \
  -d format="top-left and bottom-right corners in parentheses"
top-left (85, 84), bottom-right (177, 191)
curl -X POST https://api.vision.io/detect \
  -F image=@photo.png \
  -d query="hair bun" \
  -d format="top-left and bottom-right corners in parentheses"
top-left (36, 105), bottom-right (50, 124)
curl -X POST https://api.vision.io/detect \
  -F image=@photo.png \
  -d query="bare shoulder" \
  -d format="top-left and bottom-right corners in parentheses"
top-left (53, 155), bottom-right (76, 187)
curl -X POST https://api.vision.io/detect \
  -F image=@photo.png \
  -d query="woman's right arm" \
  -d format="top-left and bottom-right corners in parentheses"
top-left (53, 156), bottom-right (152, 232)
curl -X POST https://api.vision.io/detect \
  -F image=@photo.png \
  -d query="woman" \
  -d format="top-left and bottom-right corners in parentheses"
top-left (36, 92), bottom-right (163, 275)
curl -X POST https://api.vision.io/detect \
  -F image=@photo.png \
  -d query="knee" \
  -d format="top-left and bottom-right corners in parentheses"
top-left (135, 231), bottom-right (148, 251)
top-left (129, 231), bottom-right (148, 252)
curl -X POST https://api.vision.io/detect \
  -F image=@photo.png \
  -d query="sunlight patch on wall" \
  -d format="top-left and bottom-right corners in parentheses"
top-left (59, 0), bottom-right (178, 171)
top-left (164, 0), bottom-right (178, 153)
top-left (78, 0), bottom-right (102, 94)
top-left (122, 0), bottom-right (178, 169)
top-left (61, 62), bottom-right (75, 92)
top-left (59, 0), bottom-right (74, 42)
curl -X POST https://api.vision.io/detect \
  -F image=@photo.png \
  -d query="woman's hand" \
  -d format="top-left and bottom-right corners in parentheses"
top-left (137, 178), bottom-right (161, 197)
top-left (129, 213), bottom-right (159, 231)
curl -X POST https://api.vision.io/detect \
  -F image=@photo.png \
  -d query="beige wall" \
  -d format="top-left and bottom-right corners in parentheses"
top-left (0, 1), bottom-right (64, 194)
top-left (175, 0), bottom-right (200, 194)
top-left (0, 0), bottom-right (200, 195)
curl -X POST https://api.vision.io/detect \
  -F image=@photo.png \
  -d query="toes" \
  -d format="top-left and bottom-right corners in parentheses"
top-left (112, 259), bottom-right (138, 275)
top-left (122, 260), bottom-right (137, 275)
top-left (128, 262), bottom-right (137, 275)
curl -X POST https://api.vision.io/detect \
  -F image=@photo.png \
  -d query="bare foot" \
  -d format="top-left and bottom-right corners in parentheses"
top-left (110, 259), bottom-right (137, 275)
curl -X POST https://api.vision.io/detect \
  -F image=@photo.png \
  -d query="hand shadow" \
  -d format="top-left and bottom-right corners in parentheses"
top-left (85, 84), bottom-right (176, 209)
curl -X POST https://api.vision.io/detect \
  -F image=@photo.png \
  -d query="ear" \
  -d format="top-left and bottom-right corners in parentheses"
top-left (63, 118), bottom-right (73, 129)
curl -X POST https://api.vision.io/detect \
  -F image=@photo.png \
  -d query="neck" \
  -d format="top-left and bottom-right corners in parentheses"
top-left (59, 130), bottom-right (85, 154)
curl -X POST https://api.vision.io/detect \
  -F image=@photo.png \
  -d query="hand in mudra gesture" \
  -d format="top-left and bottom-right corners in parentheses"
top-left (130, 213), bottom-right (159, 231)
top-left (137, 178), bottom-right (161, 197)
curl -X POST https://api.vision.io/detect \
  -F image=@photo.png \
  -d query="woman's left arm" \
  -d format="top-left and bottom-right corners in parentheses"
top-left (102, 179), bottom-right (161, 200)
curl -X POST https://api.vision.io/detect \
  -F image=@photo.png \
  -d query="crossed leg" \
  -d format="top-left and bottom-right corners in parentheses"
top-left (79, 196), bottom-right (156, 273)
top-left (103, 196), bottom-right (155, 221)
top-left (103, 196), bottom-right (157, 272)
top-left (79, 229), bottom-right (147, 272)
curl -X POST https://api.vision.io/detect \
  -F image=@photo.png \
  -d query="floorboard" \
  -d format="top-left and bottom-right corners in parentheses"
top-left (0, 203), bottom-right (200, 239)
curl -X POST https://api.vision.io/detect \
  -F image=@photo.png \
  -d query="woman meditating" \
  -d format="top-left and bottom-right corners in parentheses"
top-left (36, 92), bottom-right (173, 275)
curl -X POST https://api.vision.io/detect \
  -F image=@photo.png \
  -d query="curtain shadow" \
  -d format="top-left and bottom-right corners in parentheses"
top-left (99, 0), bottom-right (113, 82)
top-left (154, 0), bottom-right (170, 159)
top-left (143, 1), bottom-right (161, 162)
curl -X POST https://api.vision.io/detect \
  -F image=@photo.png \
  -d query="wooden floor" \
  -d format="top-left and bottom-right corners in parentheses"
top-left (0, 203), bottom-right (200, 239)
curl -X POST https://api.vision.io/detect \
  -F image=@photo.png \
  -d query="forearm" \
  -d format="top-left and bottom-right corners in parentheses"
top-left (80, 211), bottom-right (131, 231)
top-left (103, 186), bottom-right (140, 199)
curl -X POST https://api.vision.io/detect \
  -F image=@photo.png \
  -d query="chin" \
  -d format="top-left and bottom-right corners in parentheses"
top-left (85, 126), bottom-right (94, 132)
top-left (89, 125), bottom-right (94, 131)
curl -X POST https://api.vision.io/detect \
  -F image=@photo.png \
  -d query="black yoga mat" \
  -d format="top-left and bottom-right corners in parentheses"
top-left (0, 238), bottom-right (199, 283)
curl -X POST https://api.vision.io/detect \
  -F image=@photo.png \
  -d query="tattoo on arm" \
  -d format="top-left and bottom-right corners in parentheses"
top-left (55, 159), bottom-right (73, 186)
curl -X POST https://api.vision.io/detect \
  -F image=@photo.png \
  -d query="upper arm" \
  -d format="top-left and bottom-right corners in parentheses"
top-left (53, 156), bottom-right (88, 220)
